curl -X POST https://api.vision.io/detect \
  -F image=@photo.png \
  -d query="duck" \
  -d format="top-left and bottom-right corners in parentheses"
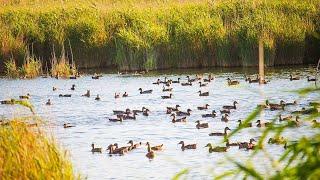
top-left (133, 107), bottom-right (146, 114)
top-left (198, 91), bottom-right (209, 96)
top-left (205, 143), bottom-right (228, 152)
top-left (152, 79), bottom-right (161, 85)
top-left (178, 141), bottom-right (196, 151)
top-left (146, 143), bottom-right (155, 159)
top-left (176, 109), bottom-right (192, 116)
top-left (197, 104), bottom-right (210, 110)
top-left (282, 100), bottom-right (297, 106)
top-left (19, 93), bottom-right (30, 99)
top-left (59, 94), bottom-right (72, 97)
top-left (46, 99), bottom-right (52, 105)
top-left (307, 76), bottom-right (316, 82)
top-left (92, 74), bottom-right (102, 79)
top-left (202, 110), bottom-right (217, 118)
top-left (123, 92), bottom-right (128, 97)
top-left (239, 139), bottom-right (256, 149)
top-left (123, 112), bottom-right (137, 120)
top-left (114, 93), bottom-right (120, 98)
top-left (171, 114), bottom-right (187, 123)
top-left (82, 90), bottom-right (91, 97)
top-left (256, 120), bottom-right (271, 127)
top-left (312, 120), bottom-right (320, 128)
top-left (165, 80), bottom-right (172, 87)
top-left (143, 108), bottom-right (150, 116)
top-left (186, 75), bottom-right (196, 82)
top-left (161, 93), bottom-right (172, 99)
top-left (113, 143), bottom-right (129, 153)
top-left (70, 84), bottom-right (75, 90)
top-left (221, 114), bottom-right (229, 122)
top-left (95, 94), bottom-right (101, 101)
top-left (63, 123), bottom-right (75, 128)
top-left (0, 99), bottom-right (15, 105)
top-left (167, 105), bottom-right (180, 112)
top-left (172, 78), bottom-right (180, 83)
top-left (113, 108), bottom-right (131, 115)
top-left (138, 88), bottom-right (153, 94)
top-left (227, 78), bottom-right (239, 86)
top-left (265, 100), bottom-right (284, 110)
top-left (53, 87), bottom-right (57, 91)
top-left (163, 86), bottom-right (173, 92)
top-left (246, 139), bottom-right (256, 150)
top-left (195, 120), bottom-right (209, 129)
top-left (127, 140), bottom-right (142, 149)
top-left (226, 139), bottom-right (238, 147)
top-left (199, 82), bottom-right (208, 87)
top-left (107, 144), bottom-right (125, 155)
top-left (222, 101), bottom-right (238, 109)
top-left (181, 82), bottom-right (192, 86)
top-left (209, 127), bottom-right (231, 136)
top-left (220, 109), bottom-right (231, 114)
top-left (109, 116), bottom-right (123, 122)
top-left (203, 74), bottom-right (214, 82)
top-left (279, 115), bottom-right (293, 121)
top-left (237, 120), bottom-right (252, 128)
top-left (290, 74), bottom-right (300, 81)
top-left (247, 77), bottom-right (259, 83)
top-left (166, 108), bottom-right (173, 114)
top-left (146, 142), bottom-right (164, 151)
top-left (69, 75), bottom-right (77, 79)
top-left (91, 143), bottom-right (102, 153)
top-left (268, 137), bottom-right (286, 144)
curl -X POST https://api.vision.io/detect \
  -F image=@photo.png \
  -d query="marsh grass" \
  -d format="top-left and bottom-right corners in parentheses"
top-left (20, 55), bottom-right (42, 78)
top-left (4, 58), bottom-right (19, 78)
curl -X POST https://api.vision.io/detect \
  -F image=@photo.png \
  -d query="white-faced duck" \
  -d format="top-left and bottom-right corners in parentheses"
top-left (227, 78), bottom-right (239, 86)
top-left (197, 104), bottom-right (209, 110)
top-left (256, 120), bottom-right (272, 127)
top-left (222, 101), bottom-right (238, 110)
top-left (82, 90), bottom-right (91, 97)
top-left (198, 91), bottom-right (209, 96)
top-left (123, 92), bottom-right (128, 97)
top-left (176, 109), bottom-right (192, 116)
top-left (199, 82), bottom-right (208, 87)
top-left (91, 143), bottom-right (102, 153)
top-left (46, 99), bottom-right (51, 106)
top-left (138, 88), bottom-right (153, 94)
top-left (146, 143), bottom-right (155, 159)
top-left (114, 93), bottom-right (120, 99)
top-left (161, 93), bottom-right (172, 99)
top-left (70, 84), bottom-right (75, 90)
top-left (162, 86), bottom-right (173, 92)
top-left (167, 105), bottom-right (180, 111)
top-left (225, 139), bottom-right (238, 147)
top-left (237, 120), bottom-right (252, 128)
top-left (63, 123), bottom-right (75, 128)
top-left (95, 94), bottom-right (101, 101)
top-left (171, 114), bottom-right (187, 123)
top-left (289, 74), bottom-right (300, 81)
top-left (195, 120), bottom-right (209, 129)
top-left (205, 143), bottom-right (228, 153)
top-left (178, 141), bottom-right (196, 151)
top-left (202, 110), bottom-right (217, 118)
top-left (209, 127), bottom-right (231, 136)
top-left (59, 94), bottom-right (72, 97)
top-left (181, 82), bottom-right (192, 86)
top-left (146, 142), bottom-right (164, 151)
top-left (307, 76), bottom-right (316, 82)
top-left (221, 114), bottom-right (229, 122)
top-left (171, 78), bottom-right (180, 83)
top-left (19, 93), bottom-right (30, 99)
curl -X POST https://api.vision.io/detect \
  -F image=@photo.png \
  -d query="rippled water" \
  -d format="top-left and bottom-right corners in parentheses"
top-left (0, 66), bottom-right (319, 179)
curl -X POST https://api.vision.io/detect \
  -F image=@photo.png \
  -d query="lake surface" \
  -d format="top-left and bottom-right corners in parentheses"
top-left (0, 66), bottom-right (319, 179)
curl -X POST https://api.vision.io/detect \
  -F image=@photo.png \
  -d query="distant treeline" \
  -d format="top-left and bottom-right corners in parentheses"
top-left (0, 0), bottom-right (319, 71)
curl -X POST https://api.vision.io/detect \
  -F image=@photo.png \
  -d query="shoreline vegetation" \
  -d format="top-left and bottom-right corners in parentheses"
top-left (0, 0), bottom-right (320, 76)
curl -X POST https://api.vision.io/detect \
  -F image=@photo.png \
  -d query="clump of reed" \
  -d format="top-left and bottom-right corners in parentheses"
top-left (50, 47), bottom-right (77, 78)
top-left (4, 58), bottom-right (19, 78)
top-left (0, 118), bottom-right (77, 179)
top-left (20, 55), bottom-right (42, 78)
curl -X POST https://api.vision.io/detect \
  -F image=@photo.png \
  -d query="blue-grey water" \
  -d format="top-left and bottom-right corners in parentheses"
top-left (0, 66), bottom-right (319, 179)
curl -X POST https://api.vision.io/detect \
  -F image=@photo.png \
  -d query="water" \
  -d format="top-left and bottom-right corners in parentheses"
top-left (0, 66), bottom-right (319, 179)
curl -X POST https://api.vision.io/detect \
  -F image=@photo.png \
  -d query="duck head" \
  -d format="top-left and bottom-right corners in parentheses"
top-left (234, 101), bottom-right (238, 105)
top-left (187, 109), bottom-right (192, 112)
top-left (127, 140), bottom-right (134, 145)
top-left (195, 120), bottom-right (200, 124)
top-left (170, 113), bottom-right (175, 117)
top-left (280, 100), bottom-right (285, 105)
top-left (178, 141), bottom-right (184, 145)
top-left (204, 143), bottom-right (212, 148)
top-left (249, 138), bottom-right (256, 143)
top-left (225, 127), bottom-right (231, 131)
top-left (138, 88), bottom-right (142, 91)
top-left (256, 120), bottom-right (261, 124)
top-left (176, 105), bottom-right (181, 108)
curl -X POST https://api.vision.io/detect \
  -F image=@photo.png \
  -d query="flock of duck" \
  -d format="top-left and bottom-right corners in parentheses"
top-left (1, 73), bottom-right (319, 160)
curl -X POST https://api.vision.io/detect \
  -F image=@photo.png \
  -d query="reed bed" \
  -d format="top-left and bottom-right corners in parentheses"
top-left (0, 0), bottom-right (319, 70)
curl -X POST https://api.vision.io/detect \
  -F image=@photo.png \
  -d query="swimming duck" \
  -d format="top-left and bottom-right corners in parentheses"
top-left (198, 91), bottom-right (209, 96)
top-left (266, 100), bottom-right (284, 110)
top-left (312, 120), bottom-right (320, 128)
top-left (59, 94), bottom-right (72, 97)
top-left (133, 107), bottom-right (146, 114)
top-left (53, 87), bottom-right (57, 91)
top-left (178, 141), bottom-right (196, 151)
top-left (70, 84), bottom-right (75, 90)
top-left (222, 101), bottom-right (238, 110)
top-left (82, 90), bottom-right (91, 97)
top-left (19, 93), bottom-right (30, 99)
top-left (220, 109), bottom-right (231, 114)
top-left (202, 110), bottom-right (217, 118)
top-left (46, 99), bottom-right (52, 105)
top-left (197, 104), bottom-right (210, 110)
top-left (307, 76), bottom-right (316, 82)
top-left (113, 108), bottom-right (131, 115)
top-left (146, 142), bottom-right (164, 151)
top-left (195, 120), bottom-right (209, 129)
top-left (238, 139), bottom-right (256, 149)
top-left (205, 143), bottom-right (228, 152)
top-left (199, 82), bottom-right (208, 87)
top-left (256, 120), bottom-right (271, 127)
top-left (167, 105), bottom-right (180, 112)
top-left (161, 94), bottom-right (172, 99)
top-left (171, 114), bottom-right (187, 123)
top-left (268, 137), bottom-right (286, 144)
top-left (186, 75), bottom-right (196, 83)
top-left (227, 78), bottom-right (239, 86)
top-left (123, 112), bottom-right (137, 120)
top-left (279, 115), bottom-right (292, 121)
top-left (128, 140), bottom-right (142, 149)
top-left (221, 114), bottom-right (229, 122)
top-left (181, 82), bottom-right (192, 86)
top-left (95, 94), bottom-right (101, 101)
top-left (0, 99), bottom-right (15, 105)
top-left (247, 77), bottom-right (259, 83)
top-left (209, 127), bottom-right (231, 136)
top-left (143, 109), bottom-right (150, 116)
top-left (91, 143), bottom-right (102, 153)
top-left (109, 116), bottom-right (123, 122)
top-left (107, 144), bottom-right (125, 155)
top-left (69, 76), bottom-right (77, 79)
top-left (166, 108), bottom-right (173, 114)
top-left (146, 143), bottom-right (155, 159)
top-left (176, 109), bottom-right (192, 116)
top-left (162, 86), bottom-right (173, 92)
top-left (237, 120), bottom-right (252, 128)
top-left (138, 88), bottom-right (153, 94)
top-left (63, 123), bottom-right (75, 128)
top-left (172, 78), bottom-right (180, 83)
top-left (123, 92), bottom-right (128, 97)
top-left (226, 139), bottom-right (238, 147)
top-left (113, 143), bottom-right (130, 153)
top-left (152, 79), bottom-right (161, 85)
top-left (290, 74), bottom-right (300, 81)
top-left (114, 93), bottom-right (120, 99)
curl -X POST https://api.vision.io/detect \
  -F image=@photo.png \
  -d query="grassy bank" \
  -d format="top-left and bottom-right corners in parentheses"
top-left (0, 117), bottom-right (78, 179)
top-left (0, 0), bottom-right (319, 71)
